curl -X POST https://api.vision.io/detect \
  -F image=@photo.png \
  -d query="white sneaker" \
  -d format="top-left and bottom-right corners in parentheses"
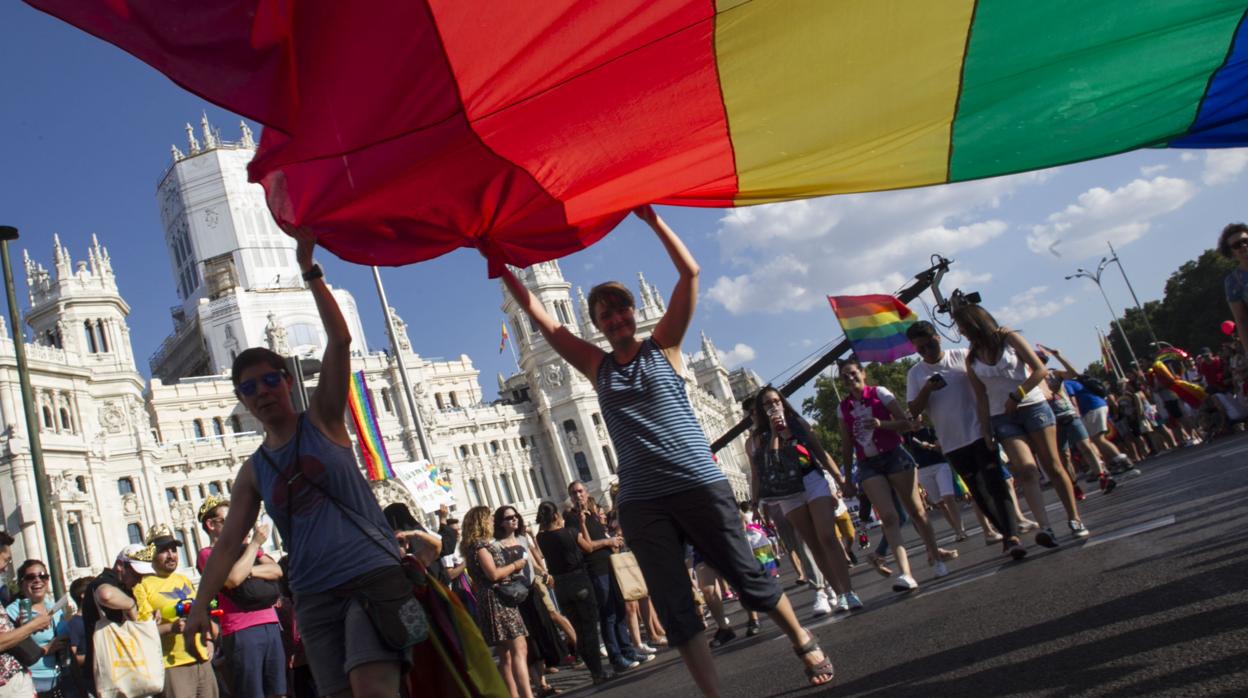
top-left (834, 592), bottom-right (850, 613)
top-left (811, 589), bottom-right (832, 617)
top-left (600, 644), bottom-right (608, 658)
top-left (932, 560), bottom-right (949, 578)
top-left (892, 574), bottom-right (918, 592)
top-left (637, 643), bottom-right (658, 654)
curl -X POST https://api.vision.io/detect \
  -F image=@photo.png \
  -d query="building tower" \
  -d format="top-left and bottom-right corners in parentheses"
top-left (151, 116), bottom-right (368, 379)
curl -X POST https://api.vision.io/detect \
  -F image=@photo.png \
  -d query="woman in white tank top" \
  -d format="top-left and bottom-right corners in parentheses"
top-left (954, 304), bottom-right (1089, 549)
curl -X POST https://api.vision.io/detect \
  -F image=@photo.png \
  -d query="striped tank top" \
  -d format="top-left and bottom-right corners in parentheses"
top-left (596, 338), bottom-right (725, 505)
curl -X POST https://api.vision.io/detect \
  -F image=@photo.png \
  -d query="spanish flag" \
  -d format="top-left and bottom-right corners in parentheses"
top-left (499, 321), bottom-right (509, 354)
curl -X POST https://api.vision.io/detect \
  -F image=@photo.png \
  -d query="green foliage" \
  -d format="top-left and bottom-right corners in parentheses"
top-left (1104, 249), bottom-right (1236, 369)
top-left (801, 357), bottom-right (917, 462)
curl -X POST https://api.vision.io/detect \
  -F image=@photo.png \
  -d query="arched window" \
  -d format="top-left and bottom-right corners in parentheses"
top-left (75, 476), bottom-right (87, 493)
top-left (562, 419), bottom-right (578, 435)
top-left (380, 389), bottom-right (393, 413)
top-left (490, 441), bottom-right (500, 454)
top-left (41, 406), bottom-right (54, 429)
top-left (198, 484), bottom-right (207, 499)
top-left (573, 452), bottom-right (591, 482)
top-left (212, 417), bottom-right (224, 436)
top-left (59, 408), bottom-right (71, 431)
top-left (449, 391), bottom-right (460, 408)
top-left (208, 482), bottom-right (222, 496)
top-left (126, 523), bottom-right (143, 545)
top-left (602, 446), bottom-right (617, 475)
top-left (95, 320), bottom-right (109, 352)
top-left (229, 415), bottom-right (242, 433)
top-left (67, 518), bottom-right (89, 567)
top-left (519, 436), bottom-right (528, 449)
top-left (435, 394), bottom-right (445, 410)
top-left (192, 419), bottom-right (205, 439)
top-left (83, 321), bottom-right (97, 353)
top-left (117, 478), bottom-right (135, 496)
top-left (166, 488), bottom-right (178, 503)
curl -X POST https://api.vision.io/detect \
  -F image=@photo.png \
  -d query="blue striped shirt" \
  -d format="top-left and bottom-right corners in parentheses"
top-left (596, 338), bottom-right (725, 505)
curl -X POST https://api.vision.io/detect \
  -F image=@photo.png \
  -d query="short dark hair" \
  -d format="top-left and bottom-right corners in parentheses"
top-left (69, 576), bottom-right (94, 606)
top-left (383, 503), bottom-right (420, 533)
top-left (837, 356), bottom-right (864, 373)
top-left (586, 282), bottom-right (635, 328)
top-left (0, 531), bottom-right (13, 548)
top-left (231, 347), bottom-right (286, 386)
top-left (906, 321), bottom-right (937, 341)
top-left (17, 559), bottom-right (46, 581)
top-left (1218, 222), bottom-right (1248, 258)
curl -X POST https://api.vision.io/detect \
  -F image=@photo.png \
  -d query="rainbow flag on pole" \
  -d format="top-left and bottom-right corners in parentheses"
top-left (348, 371), bottom-right (395, 481)
top-left (828, 295), bottom-right (918, 364)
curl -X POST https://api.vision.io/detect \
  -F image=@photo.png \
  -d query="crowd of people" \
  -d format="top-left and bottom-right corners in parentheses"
top-left (1, 214), bottom-right (1243, 698)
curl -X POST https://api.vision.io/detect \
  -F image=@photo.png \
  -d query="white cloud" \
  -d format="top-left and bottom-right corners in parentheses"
top-left (1139, 164), bottom-right (1168, 176)
top-left (1026, 176), bottom-right (1197, 260)
top-left (705, 173), bottom-right (1043, 315)
top-left (992, 286), bottom-right (1075, 327)
top-left (1202, 148), bottom-right (1248, 185)
top-left (717, 342), bottom-right (756, 368)
top-left (1180, 152), bottom-right (1198, 162)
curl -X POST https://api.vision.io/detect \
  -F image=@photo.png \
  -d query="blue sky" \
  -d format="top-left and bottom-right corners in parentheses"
top-left (4, 3), bottom-right (1247, 409)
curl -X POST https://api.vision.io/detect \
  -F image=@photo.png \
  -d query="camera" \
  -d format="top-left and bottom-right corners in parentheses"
top-left (938, 289), bottom-right (981, 314)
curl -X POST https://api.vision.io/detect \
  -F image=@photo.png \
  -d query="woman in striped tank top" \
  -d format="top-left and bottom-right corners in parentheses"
top-left (502, 206), bottom-right (835, 694)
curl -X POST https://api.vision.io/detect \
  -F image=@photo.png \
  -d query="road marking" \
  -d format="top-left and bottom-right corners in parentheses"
top-left (1084, 515), bottom-right (1176, 548)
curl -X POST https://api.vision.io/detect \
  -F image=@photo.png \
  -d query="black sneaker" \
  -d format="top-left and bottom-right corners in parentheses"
top-left (709, 627), bottom-right (737, 648)
top-left (1035, 528), bottom-right (1059, 548)
top-left (746, 618), bottom-right (761, 636)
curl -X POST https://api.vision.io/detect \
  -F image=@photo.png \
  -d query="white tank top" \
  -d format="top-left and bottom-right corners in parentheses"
top-left (970, 345), bottom-right (1045, 415)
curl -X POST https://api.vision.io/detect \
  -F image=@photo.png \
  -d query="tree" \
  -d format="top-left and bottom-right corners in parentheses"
top-left (1104, 249), bottom-right (1235, 368)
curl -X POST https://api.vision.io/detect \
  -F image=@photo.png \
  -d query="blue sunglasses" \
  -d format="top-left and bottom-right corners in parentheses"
top-left (236, 371), bottom-right (285, 397)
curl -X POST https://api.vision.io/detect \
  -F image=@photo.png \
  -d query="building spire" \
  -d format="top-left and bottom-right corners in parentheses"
top-left (171, 144), bottom-right (184, 162)
top-left (638, 272), bottom-right (654, 311)
top-left (701, 331), bottom-right (719, 365)
top-left (239, 120), bottom-right (255, 148)
top-left (185, 123), bottom-right (200, 154)
top-left (576, 286), bottom-right (592, 332)
top-left (201, 112), bottom-right (217, 149)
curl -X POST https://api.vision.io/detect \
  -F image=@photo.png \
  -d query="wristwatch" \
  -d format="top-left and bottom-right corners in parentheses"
top-left (302, 264), bottom-right (324, 282)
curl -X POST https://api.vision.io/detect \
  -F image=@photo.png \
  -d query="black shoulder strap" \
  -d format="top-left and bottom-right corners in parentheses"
top-left (257, 416), bottom-right (402, 566)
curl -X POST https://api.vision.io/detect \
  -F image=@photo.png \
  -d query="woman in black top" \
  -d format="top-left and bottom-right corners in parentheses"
top-left (535, 502), bottom-right (609, 685)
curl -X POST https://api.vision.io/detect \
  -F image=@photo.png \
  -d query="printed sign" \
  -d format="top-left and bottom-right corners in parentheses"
top-left (393, 459), bottom-right (455, 513)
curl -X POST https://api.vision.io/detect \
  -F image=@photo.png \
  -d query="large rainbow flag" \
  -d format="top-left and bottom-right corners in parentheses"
top-left (26, 1), bottom-right (1248, 274)
top-left (348, 371), bottom-right (395, 481)
top-left (828, 295), bottom-right (918, 364)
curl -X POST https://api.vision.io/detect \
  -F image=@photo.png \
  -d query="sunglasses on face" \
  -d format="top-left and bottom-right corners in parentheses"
top-left (503, 514), bottom-right (520, 522)
top-left (22, 573), bottom-right (50, 582)
top-left (236, 371), bottom-right (285, 397)
top-left (1232, 238), bottom-right (1248, 251)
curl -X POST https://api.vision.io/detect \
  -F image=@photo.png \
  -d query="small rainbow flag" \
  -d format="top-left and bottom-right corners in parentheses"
top-left (347, 371), bottom-right (395, 481)
top-left (827, 294), bottom-right (917, 364)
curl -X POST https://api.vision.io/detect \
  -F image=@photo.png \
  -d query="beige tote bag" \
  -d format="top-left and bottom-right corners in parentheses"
top-left (92, 618), bottom-right (165, 698)
top-left (610, 551), bottom-right (648, 602)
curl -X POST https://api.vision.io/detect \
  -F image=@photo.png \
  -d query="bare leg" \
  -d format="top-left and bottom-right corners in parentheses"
top-left (787, 500), bottom-right (852, 596)
top-left (512, 638), bottom-right (535, 698)
top-left (344, 661), bottom-right (402, 698)
top-left (887, 468), bottom-right (945, 565)
top-left (626, 600), bottom-right (643, 649)
top-left (696, 565), bottom-right (731, 631)
top-left (860, 476), bottom-right (911, 578)
top-left (940, 495), bottom-right (966, 539)
top-left (548, 608), bottom-right (576, 655)
top-left (1029, 425), bottom-right (1081, 522)
top-left (1003, 439), bottom-right (1050, 528)
top-left (762, 596), bottom-right (834, 686)
top-left (1076, 439), bottom-right (1106, 476)
top-left (677, 638), bottom-right (721, 697)
top-left (642, 597), bottom-right (667, 644)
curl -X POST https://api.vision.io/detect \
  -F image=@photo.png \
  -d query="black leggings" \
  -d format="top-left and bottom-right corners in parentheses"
top-left (552, 571), bottom-right (605, 678)
top-left (945, 439), bottom-right (1018, 540)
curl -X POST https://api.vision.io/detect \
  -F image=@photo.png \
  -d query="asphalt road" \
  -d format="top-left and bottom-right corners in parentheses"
top-left (546, 433), bottom-right (1248, 697)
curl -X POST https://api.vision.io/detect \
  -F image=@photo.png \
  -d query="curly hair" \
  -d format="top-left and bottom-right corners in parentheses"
top-left (1218, 222), bottom-right (1248, 258)
top-left (492, 505), bottom-right (526, 540)
top-left (459, 505), bottom-right (494, 559)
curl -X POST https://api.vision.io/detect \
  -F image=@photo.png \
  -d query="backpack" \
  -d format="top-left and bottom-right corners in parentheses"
top-left (1079, 375), bottom-right (1109, 399)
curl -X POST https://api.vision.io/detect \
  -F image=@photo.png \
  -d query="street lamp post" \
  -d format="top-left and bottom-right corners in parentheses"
top-left (1066, 259), bottom-right (1142, 370)
top-left (1106, 242), bottom-right (1161, 350)
top-left (0, 226), bottom-right (67, 598)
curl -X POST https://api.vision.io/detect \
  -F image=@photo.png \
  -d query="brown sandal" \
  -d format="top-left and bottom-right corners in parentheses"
top-left (867, 553), bottom-right (893, 578)
top-left (794, 630), bottom-right (835, 686)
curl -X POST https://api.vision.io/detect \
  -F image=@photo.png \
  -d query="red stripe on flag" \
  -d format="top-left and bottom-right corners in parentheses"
top-left (429, 0), bottom-right (738, 218)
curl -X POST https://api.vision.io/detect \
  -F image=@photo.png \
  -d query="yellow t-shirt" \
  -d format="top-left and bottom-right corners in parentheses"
top-left (134, 573), bottom-right (200, 668)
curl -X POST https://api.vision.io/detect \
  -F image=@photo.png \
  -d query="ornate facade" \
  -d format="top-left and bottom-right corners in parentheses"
top-left (0, 119), bottom-right (757, 587)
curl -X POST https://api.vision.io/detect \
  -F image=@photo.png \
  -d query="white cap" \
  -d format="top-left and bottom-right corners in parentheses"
top-left (116, 544), bottom-right (154, 576)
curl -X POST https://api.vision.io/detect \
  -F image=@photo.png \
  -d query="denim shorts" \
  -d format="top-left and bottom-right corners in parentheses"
top-left (857, 447), bottom-right (916, 481)
top-left (991, 401), bottom-right (1057, 440)
top-left (1056, 414), bottom-right (1090, 451)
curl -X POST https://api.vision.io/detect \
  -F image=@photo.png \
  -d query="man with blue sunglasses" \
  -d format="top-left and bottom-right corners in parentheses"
top-left (185, 228), bottom-right (409, 698)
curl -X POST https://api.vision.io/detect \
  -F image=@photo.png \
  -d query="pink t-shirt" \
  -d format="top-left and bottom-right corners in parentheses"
top-left (196, 547), bottom-right (279, 636)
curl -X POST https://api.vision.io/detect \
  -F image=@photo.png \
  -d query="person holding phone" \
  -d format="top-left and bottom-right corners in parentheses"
top-left (906, 321), bottom-right (1025, 559)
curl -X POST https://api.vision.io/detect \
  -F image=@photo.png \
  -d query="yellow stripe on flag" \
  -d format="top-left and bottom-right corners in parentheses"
top-left (715, 0), bottom-right (975, 203)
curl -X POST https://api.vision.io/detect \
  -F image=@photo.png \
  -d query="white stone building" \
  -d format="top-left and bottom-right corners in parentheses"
top-left (0, 119), bottom-right (757, 587)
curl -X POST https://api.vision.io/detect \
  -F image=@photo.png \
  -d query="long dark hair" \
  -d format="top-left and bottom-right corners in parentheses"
top-left (493, 505), bottom-right (526, 540)
top-left (535, 501), bottom-right (561, 530)
top-left (753, 385), bottom-right (813, 444)
top-left (952, 304), bottom-right (1007, 363)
